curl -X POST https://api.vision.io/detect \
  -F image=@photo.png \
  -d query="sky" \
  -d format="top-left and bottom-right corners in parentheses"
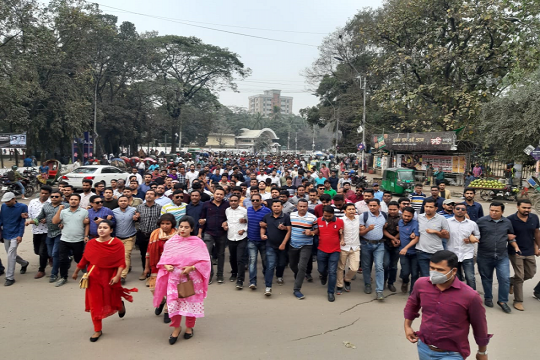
top-left (85, 0), bottom-right (383, 113)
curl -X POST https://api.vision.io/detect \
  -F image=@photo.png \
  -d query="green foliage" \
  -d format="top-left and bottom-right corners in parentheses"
top-left (478, 67), bottom-right (540, 162)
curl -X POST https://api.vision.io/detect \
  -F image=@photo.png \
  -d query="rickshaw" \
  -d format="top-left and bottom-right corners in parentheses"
top-left (37, 159), bottom-right (62, 185)
top-left (381, 168), bottom-right (415, 195)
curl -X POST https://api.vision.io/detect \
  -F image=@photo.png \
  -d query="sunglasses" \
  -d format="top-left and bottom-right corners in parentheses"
top-left (94, 201), bottom-right (103, 204)
top-left (455, 207), bottom-right (466, 211)
top-left (252, 199), bottom-right (261, 202)
top-left (50, 195), bottom-right (61, 198)
top-left (174, 196), bottom-right (182, 199)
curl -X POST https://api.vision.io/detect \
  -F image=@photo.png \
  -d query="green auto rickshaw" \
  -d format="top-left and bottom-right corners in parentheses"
top-left (381, 168), bottom-right (415, 195)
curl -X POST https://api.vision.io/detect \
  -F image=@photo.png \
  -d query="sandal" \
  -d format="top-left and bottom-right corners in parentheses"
top-left (89, 331), bottom-right (102, 343)
top-left (155, 300), bottom-right (166, 316)
top-left (183, 328), bottom-right (194, 339)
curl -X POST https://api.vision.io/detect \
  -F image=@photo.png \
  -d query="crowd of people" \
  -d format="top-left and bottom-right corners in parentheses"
top-left (1, 153), bottom-right (539, 356)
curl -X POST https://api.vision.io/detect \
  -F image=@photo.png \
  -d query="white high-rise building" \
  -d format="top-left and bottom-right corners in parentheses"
top-left (248, 89), bottom-right (293, 116)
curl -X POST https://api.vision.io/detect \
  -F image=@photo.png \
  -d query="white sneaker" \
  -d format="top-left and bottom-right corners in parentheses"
top-left (264, 287), bottom-right (272, 296)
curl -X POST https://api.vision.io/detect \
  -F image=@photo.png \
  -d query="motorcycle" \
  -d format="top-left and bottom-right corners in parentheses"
top-left (0, 176), bottom-right (35, 198)
top-left (350, 172), bottom-right (369, 189)
top-left (479, 184), bottom-right (519, 202)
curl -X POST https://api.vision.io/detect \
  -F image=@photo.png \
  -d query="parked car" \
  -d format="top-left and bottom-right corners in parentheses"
top-left (61, 165), bottom-right (128, 189)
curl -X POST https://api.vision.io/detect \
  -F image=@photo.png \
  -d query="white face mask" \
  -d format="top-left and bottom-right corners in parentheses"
top-left (429, 269), bottom-right (454, 285)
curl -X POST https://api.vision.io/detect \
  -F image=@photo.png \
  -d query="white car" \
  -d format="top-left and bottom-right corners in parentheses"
top-left (61, 165), bottom-right (129, 189)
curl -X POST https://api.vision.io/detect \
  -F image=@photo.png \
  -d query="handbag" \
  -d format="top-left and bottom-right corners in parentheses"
top-left (79, 265), bottom-right (95, 289)
top-left (177, 273), bottom-right (195, 298)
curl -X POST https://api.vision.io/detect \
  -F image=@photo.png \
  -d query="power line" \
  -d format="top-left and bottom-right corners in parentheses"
top-left (98, 5), bottom-right (327, 35)
top-left (94, 3), bottom-right (319, 47)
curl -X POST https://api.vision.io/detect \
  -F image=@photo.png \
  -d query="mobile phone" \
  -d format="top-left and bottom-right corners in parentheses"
top-left (94, 217), bottom-right (99, 221)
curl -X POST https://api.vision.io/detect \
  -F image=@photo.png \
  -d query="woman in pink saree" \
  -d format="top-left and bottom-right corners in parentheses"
top-left (153, 215), bottom-right (211, 345)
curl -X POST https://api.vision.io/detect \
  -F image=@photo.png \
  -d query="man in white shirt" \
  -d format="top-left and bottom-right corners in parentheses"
top-left (355, 189), bottom-right (374, 215)
top-left (185, 164), bottom-right (199, 189)
top-left (447, 204), bottom-right (480, 289)
top-left (125, 167), bottom-right (143, 185)
top-left (337, 203), bottom-right (360, 294)
top-left (224, 194), bottom-right (248, 288)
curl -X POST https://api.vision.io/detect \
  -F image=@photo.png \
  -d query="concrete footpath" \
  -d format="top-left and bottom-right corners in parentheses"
top-left (1, 193), bottom-right (539, 360)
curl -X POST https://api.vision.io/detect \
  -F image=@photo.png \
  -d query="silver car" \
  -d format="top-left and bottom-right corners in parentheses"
top-left (61, 165), bottom-right (129, 189)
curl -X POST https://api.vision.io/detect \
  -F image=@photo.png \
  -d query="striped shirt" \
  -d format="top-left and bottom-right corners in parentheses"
top-left (409, 192), bottom-right (426, 213)
top-left (289, 211), bottom-right (318, 248)
top-left (247, 205), bottom-right (272, 241)
top-left (161, 203), bottom-right (187, 226)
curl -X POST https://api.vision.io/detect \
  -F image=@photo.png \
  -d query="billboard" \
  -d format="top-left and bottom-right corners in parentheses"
top-left (0, 133), bottom-right (27, 148)
top-left (373, 132), bottom-right (457, 151)
top-left (396, 154), bottom-right (467, 173)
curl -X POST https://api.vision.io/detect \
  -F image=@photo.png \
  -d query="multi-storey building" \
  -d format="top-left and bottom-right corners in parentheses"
top-left (248, 89), bottom-right (293, 116)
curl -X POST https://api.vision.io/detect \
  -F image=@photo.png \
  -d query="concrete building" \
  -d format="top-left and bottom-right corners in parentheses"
top-left (205, 128), bottom-right (279, 151)
top-left (248, 90), bottom-right (293, 116)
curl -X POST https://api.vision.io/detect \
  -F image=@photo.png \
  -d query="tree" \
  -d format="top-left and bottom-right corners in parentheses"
top-left (146, 35), bottom-right (250, 153)
top-left (253, 137), bottom-right (271, 153)
top-left (478, 67), bottom-right (540, 161)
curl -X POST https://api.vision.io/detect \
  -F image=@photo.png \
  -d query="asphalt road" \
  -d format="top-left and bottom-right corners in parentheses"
top-left (1, 193), bottom-right (539, 360)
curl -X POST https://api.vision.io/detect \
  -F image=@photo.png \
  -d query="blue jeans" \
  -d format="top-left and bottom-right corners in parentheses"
top-left (265, 246), bottom-right (287, 287)
top-left (46, 234), bottom-right (61, 277)
top-left (15, 180), bottom-right (25, 195)
top-left (417, 339), bottom-right (463, 360)
top-left (457, 258), bottom-right (476, 290)
top-left (416, 250), bottom-right (433, 277)
top-left (317, 250), bottom-right (340, 294)
top-left (248, 241), bottom-right (267, 285)
top-left (383, 245), bottom-right (400, 285)
top-left (360, 241), bottom-right (385, 292)
top-left (399, 253), bottom-right (418, 293)
top-left (477, 255), bottom-right (510, 303)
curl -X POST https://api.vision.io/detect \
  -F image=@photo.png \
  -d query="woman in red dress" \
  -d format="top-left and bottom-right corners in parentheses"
top-left (143, 213), bottom-right (177, 323)
top-left (72, 220), bottom-right (137, 342)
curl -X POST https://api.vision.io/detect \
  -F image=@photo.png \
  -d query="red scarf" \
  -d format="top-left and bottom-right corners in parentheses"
top-left (84, 237), bottom-right (125, 269)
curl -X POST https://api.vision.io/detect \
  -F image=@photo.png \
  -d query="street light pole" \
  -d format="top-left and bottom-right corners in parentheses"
top-left (361, 76), bottom-right (366, 175)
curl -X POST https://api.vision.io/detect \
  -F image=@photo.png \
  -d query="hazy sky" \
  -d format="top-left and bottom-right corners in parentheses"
top-left (85, 1), bottom-right (383, 113)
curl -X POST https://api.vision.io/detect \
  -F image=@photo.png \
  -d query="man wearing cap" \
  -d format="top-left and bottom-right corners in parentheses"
top-left (0, 192), bottom-right (30, 286)
top-left (438, 199), bottom-right (455, 219)
top-left (372, 183), bottom-right (383, 201)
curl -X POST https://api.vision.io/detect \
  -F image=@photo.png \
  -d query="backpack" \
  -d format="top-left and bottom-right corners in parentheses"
top-left (363, 211), bottom-right (388, 223)
top-left (6, 170), bottom-right (15, 181)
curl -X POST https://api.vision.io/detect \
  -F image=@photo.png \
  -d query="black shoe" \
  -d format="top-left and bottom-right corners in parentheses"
top-left (305, 274), bottom-right (313, 282)
top-left (119, 301), bottom-right (126, 318)
top-left (336, 287), bottom-right (343, 295)
top-left (4, 279), bottom-right (15, 286)
top-left (208, 276), bottom-right (213, 285)
top-left (319, 275), bottom-right (327, 286)
top-left (183, 329), bottom-right (194, 339)
top-left (236, 280), bottom-right (243, 289)
top-left (484, 299), bottom-right (494, 308)
top-left (217, 275), bottom-right (224, 284)
top-left (364, 284), bottom-right (372, 294)
top-left (155, 300), bottom-right (166, 315)
top-left (497, 302), bottom-right (512, 314)
top-left (328, 293), bottom-right (335, 302)
top-left (388, 284), bottom-right (397, 292)
top-left (121, 278), bottom-right (126, 285)
top-left (344, 281), bottom-right (351, 292)
top-left (20, 261), bottom-right (29, 274)
top-left (164, 312), bottom-right (171, 323)
top-left (229, 274), bottom-right (237, 282)
top-left (89, 331), bottom-right (102, 342)
top-left (169, 334), bottom-right (179, 345)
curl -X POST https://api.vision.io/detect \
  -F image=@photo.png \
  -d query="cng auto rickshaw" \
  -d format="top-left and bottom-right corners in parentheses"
top-left (381, 168), bottom-right (415, 195)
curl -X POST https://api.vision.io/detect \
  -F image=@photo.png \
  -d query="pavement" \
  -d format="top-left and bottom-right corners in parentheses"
top-left (1, 187), bottom-right (539, 360)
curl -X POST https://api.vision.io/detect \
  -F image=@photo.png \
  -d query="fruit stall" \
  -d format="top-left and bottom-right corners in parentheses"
top-left (468, 178), bottom-right (519, 202)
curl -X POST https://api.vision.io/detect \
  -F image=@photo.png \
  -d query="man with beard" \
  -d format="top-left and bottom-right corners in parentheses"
top-left (154, 184), bottom-right (172, 207)
top-left (102, 188), bottom-right (118, 210)
top-left (122, 188), bottom-right (143, 207)
top-left (462, 188), bottom-right (484, 222)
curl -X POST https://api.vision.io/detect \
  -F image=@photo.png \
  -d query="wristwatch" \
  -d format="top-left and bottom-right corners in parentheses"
top-left (477, 350), bottom-right (488, 355)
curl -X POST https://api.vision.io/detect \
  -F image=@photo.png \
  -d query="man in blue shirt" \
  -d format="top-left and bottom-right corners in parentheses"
top-left (87, 195), bottom-right (115, 238)
top-left (398, 207), bottom-right (420, 294)
top-left (462, 188), bottom-right (484, 222)
top-left (0, 192), bottom-right (29, 286)
top-left (186, 190), bottom-right (204, 235)
top-left (246, 193), bottom-right (271, 289)
top-left (420, 186), bottom-right (444, 213)
top-left (372, 183), bottom-right (384, 201)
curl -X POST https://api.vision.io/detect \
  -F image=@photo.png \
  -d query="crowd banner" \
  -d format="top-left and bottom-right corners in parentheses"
top-left (0, 133), bottom-right (27, 148)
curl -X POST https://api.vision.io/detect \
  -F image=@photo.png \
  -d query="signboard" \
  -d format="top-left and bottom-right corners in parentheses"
top-left (357, 143), bottom-right (365, 151)
top-left (396, 154), bottom-right (467, 173)
top-left (72, 132), bottom-right (94, 163)
top-left (373, 132), bottom-right (457, 151)
top-left (0, 133), bottom-right (27, 148)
